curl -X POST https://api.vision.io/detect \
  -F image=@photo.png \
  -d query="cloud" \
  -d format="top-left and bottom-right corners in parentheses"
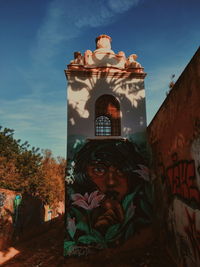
top-left (32, 0), bottom-right (142, 65)
top-left (108, 0), bottom-right (139, 13)
top-left (2, 0), bottom-right (143, 157)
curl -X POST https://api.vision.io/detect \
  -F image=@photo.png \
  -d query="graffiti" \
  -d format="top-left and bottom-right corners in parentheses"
top-left (168, 133), bottom-right (186, 157)
top-left (184, 208), bottom-right (200, 261)
top-left (193, 118), bottom-right (200, 139)
top-left (0, 192), bottom-right (6, 208)
top-left (191, 136), bottom-right (200, 191)
top-left (65, 244), bottom-right (99, 257)
top-left (177, 234), bottom-right (191, 262)
top-left (13, 195), bottom-right (22, 226)
top-left (64, 139), bottom-right (153, 256)
top-left (166, 160), bottom-right (200, 203)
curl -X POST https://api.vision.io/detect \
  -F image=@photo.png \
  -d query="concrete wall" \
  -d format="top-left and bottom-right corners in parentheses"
top-left (147, 47), bottom-right (200, 267)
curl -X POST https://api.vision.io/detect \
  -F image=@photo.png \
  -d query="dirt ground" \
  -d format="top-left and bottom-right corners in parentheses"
top-left (0, 217), bottom-right (176, 267)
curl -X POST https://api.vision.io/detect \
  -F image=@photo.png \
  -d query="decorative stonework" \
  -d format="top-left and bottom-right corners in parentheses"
top-left (69, 34), bottom-right (144, 73)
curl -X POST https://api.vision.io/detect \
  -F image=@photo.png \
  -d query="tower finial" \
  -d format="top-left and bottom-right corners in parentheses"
top-left (95, 34), bottom-right (112, 49)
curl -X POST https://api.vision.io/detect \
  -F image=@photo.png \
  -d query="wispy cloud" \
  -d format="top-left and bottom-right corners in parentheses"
top-left (1, 0), bottom-right (143, 157)
top-left (32, 0), bottom-right (142, 65)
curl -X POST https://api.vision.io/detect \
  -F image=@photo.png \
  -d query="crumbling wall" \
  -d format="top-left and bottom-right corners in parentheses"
top-left (147, 48), bottom-right (200, 267)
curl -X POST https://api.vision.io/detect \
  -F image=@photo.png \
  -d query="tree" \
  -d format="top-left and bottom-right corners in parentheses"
top-left (0, 126), bottom-right (42, 193)
top-left (0, 126), bottom-right (65, 205)
top-left (38, 149), bottom-right (65, 205)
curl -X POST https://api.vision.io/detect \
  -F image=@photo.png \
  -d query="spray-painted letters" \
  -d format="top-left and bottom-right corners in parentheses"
top-left (166, 160), bottom-right (200, 203)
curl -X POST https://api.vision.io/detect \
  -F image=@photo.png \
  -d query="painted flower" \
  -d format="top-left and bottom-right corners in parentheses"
top-left (67, 216), bottom-right (76, 238)
top-left (134, 164), bottom-right (150, 181)
top-left (71, 190), bottom-right (105, 210)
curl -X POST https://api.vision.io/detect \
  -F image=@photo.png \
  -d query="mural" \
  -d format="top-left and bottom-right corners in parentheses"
top-left (64, 139), bottom-right (153, 256)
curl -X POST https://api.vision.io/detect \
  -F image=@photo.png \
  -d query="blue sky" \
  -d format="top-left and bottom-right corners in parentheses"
top-left (0, 0), bottom-right (199, 158)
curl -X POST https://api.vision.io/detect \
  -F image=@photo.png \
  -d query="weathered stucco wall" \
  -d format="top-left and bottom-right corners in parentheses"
top-left (147, 47), bottom-right (200, 267)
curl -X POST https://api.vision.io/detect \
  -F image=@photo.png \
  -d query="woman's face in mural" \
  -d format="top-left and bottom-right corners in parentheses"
top-left (87, 162), bottom-right (128, 201)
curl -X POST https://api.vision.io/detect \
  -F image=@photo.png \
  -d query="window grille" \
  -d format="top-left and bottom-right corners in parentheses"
top-left (95, 94), bottom-right (121, 136)
top-left (95, 116), bottom-right (111, 136)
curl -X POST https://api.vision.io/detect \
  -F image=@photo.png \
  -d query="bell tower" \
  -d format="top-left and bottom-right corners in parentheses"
top-left (65, 34), bottom-right (147, 158)
top-left (64, 35), bottom-right (152, 257)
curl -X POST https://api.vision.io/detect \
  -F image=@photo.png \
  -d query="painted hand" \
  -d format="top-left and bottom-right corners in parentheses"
top-left (94, 198), bottom-right (124, 230)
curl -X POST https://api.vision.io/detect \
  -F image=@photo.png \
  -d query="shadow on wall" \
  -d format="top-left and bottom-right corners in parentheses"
top-left (67, 62), bottom-right (146, 136)
top-left (12, 193), bottom-right (45, 242)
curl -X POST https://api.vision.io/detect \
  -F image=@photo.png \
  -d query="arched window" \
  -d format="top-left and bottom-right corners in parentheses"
top-left (95, 116), bottom-right (111, 136)
top-left (95, 95), bottom-right (121, 136)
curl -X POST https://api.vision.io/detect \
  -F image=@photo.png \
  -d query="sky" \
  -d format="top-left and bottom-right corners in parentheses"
top-left (0, 0), bottom-right (199, 158)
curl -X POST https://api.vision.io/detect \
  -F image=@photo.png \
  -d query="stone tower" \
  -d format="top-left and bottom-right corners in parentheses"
top-left (64, 35), bottom-right (152, 256)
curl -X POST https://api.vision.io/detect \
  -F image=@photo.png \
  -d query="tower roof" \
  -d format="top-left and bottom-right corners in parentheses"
top-left (67, 35), bottom-right (145, 76)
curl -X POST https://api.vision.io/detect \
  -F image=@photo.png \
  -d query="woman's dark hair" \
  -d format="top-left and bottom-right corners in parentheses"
top-left (70, 139), bottom-right (147, 194)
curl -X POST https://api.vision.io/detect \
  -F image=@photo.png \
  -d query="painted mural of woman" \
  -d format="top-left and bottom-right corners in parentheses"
top-left (64, 139), bottom-right (153, 256)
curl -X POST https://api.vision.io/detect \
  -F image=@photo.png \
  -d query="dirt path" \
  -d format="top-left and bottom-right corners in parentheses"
top-left (1, 218), bottom-right (176, 267)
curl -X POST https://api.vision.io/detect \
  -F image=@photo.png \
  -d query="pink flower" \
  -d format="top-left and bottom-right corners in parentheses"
top-left (71, 190), bottom-right (105, 210)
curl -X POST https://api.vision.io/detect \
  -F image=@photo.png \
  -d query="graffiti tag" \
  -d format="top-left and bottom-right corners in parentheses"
top-left (184, 208), bottom-right (200, 260)
top-left (68, 245), bottom-right (93, 257)
top-left (166, 160), bottom-right (200, 203)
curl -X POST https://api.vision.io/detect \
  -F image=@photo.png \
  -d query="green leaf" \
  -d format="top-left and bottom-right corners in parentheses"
top-left (71, 207), bottom-right (84, 221)
top-left (78, 235), bottom-right (98, 245)
top-left (76, 221), bottom-right (89, 234)
top-left (122, 186), bottom-right (141, 212)
top-left (68, 230), bottom-right (76, 239)
top-left (91, 229), bottom-right (105, 243)
top-left (105, 224), bottom-right (121, 241)
top-left (140, 199), bottom-right (152, 219)
top-left (134, 217), bottom-right (151, 225)
top-left (124, 222), bottom-right (134, 241)
top-left (144, 182), bottom-right (154, 204)
top-left (124, 203), bottom-right (135, 224)
top-left (63, 240), bottom-right (76, 256)
top-left (91, 229), bottom-right (107, 248)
